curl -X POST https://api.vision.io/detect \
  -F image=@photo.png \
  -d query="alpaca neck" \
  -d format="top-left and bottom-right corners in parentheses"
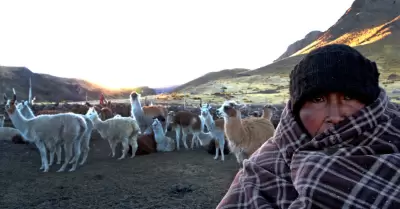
top-left (153, 126), bottom-right (165, 143)
top-left (92, 116), bottom-right (107, 135)
top-left (131, 99), bottom-right (144, 116)
top-left (204, 114), bottom-right (215, 131)
top-left (8, 108), bottom-right (31, 138)
top-left (223, 116), bottom-right (245, 145)
top-left (262, 110), bottom-right (272, 120)
top-left (22, 105), bottom-right (35, 119)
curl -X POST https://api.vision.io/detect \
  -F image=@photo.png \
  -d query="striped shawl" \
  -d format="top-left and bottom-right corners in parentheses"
top-left (217, 89), bottom-right (400, 209)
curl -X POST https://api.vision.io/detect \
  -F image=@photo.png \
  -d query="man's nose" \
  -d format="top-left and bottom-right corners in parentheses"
top-left (326, 105), bottom-right (344, 124)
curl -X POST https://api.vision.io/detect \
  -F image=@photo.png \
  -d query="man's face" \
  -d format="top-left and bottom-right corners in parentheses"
top-left (299, 92), bottom-right (365, 137)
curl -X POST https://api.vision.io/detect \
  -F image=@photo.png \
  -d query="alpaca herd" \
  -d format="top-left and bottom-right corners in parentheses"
top-left (1, 90), bottom-right (277, 173)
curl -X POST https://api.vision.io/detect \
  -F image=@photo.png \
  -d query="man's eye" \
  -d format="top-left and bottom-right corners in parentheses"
top-left (343, 95), bottom-right (353, 100)
top-left (311, 96), bottom-right (325, 103)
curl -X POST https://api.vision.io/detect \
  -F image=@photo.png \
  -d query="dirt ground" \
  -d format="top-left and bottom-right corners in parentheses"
top-left (0, 134), bottom-right (240, 209)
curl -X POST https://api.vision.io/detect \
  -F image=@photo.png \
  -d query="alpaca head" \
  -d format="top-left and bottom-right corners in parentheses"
top-left (16, 100), bottom-right (30, 113)
top-left (152, 117), bottom-right (162, 131)
top-left (130, 91), bottom-right (141, 104)
top-left (262, 104), bottom-right (277, 120)
top-left (217, 100), bottom-right (246, 118)
top-left (85, 107), bottom-right (99, 120)
top-left (5, 88), bottom-right (18, 115)
top-left (200, 103), bottom-right (212, 117)
top-left (263, 104), bottom-right (277, 112)
top-left (3, 92), bottom-right (17, 110)
top-left (166, 111), bottom-right (175, 132)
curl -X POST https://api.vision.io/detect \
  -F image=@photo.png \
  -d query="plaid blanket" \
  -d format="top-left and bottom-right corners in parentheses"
top-left (217, 89), bottom-right (400, 209)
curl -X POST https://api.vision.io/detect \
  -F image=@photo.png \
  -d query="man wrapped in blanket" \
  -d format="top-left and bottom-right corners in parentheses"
top-left (217, 44), bottom-right (400, 209)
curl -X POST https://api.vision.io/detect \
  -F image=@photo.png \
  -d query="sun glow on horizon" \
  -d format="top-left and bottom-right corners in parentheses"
top-left (0, 0), bottom-right (354, 89)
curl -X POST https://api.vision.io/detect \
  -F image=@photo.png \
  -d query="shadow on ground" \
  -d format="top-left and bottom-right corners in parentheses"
top-left (0, 135), bottom-right (239, 209)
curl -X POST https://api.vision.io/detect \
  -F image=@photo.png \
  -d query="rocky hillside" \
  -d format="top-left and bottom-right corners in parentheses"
top-left (291, 0), bottom-right (400, 56)
top-left (0, 66), bottom-right (156, 102)
top-left (274, 31), bottom-right (323, 62)
top-left (175, 0), bottom-right (400, 97)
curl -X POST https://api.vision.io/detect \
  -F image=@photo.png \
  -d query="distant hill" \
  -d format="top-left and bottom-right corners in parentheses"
top-left (153, 85), bottom-right (180, 94)
top-left (0, 66), bottom-right (156, 102)
top-left (173, 68), bottom-right (250, 93)
top-left (175, 0), bottom-right (400, 96)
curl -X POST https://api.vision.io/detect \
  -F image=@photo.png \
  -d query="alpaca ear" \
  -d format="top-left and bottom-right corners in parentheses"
top-left (12, 88), bottom-right (16, 101)
top-left (3, 93), bottom-right (7, 101)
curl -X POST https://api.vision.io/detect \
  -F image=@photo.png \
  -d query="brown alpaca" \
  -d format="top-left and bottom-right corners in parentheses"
top-left (166, 110), bottom-right (212, 150)
top-left (128, 132), bottom-right (157, 155)
top-left (217, 101), bottom-right (276, 165)
top-left (100, 107), bottom-right (113, 121)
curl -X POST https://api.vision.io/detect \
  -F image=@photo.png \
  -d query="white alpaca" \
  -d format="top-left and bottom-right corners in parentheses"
top-left (151, 118), bottom-right (175, 152)
top-left (0, 127), bottom-right (27, 141)
top-left (5, 93), bottom-right (86, 172)
top-left (130, 91), bottom-right (167, 134)
top-left (86, 107), bottom-right (140, 159)
top-left (217, 101), bottom-right (276, 165)
top-left (17, 101), bottom-right (94, 166)
top-left (200, 103), bottom-right (226, 161)
top-left (166, 110), bottom-right (213, 150)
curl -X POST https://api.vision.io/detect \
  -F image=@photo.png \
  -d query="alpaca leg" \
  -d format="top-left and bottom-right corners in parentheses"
top-left (108, 139), bottom-right (117, 157)
top-left (118, 139), bottom-right (129, 160)
top-left (79, 137), bottom-right (91, 166)
top-left (192, 133), bottom-right (201, 148)
top-left (49, 149), bottom-right (56, 166)
top-left (129, 135), bottom-right (138, 158)
top-left (181, 128), bottom-right (189, 149)
top-left (181, 133), bottom-right (189, 149)
top-left (219, 138), bottom-right (225, 161)
top-left (69, 143), bottom-right (77, 164)
top-left (191, 134), bottom-right (197, 149)
top-left (175, 126), bottom-right (181, 150)
top-left (214, 143), bottom-right (219, 160)
top-left (56, 145), bottom-right (62, 164)
top-left (130, 139), bottom-right (138, 158)
top-left (36, 141), bottom-right (49, 172)
top-left (110, 140), bottom-right (117, 158)
top-left (57, 143), bottom-right (72, 172)
top-left (69, 137), bottom-right (82, 172)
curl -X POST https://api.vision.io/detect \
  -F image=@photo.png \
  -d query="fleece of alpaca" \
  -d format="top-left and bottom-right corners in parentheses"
top-left (225, 116), bottom-right (275, 157)
top-left (7, 103), bottom-right (86, 172)
top-left (152, 118), bottom-right (175, 152)
top-left (18, 102), bottom-right (94, 166)
top-left (0, 127), bottom-right (26, 142)
top-left (89, 111), bottom-right (140, 159)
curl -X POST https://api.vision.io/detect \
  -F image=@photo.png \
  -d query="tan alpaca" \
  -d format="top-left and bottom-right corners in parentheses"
top-left (217, 101), bottom-right (276, 165)
top-left (142, 106), bottom-right (168, 118)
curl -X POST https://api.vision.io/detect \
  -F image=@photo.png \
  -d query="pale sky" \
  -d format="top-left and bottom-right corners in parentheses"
top-left (0, 0), bottom-right (354, 89)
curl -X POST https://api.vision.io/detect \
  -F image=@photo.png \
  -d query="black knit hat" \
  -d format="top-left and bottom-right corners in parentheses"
top-left (289, 44), bottom-right (381, 115)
